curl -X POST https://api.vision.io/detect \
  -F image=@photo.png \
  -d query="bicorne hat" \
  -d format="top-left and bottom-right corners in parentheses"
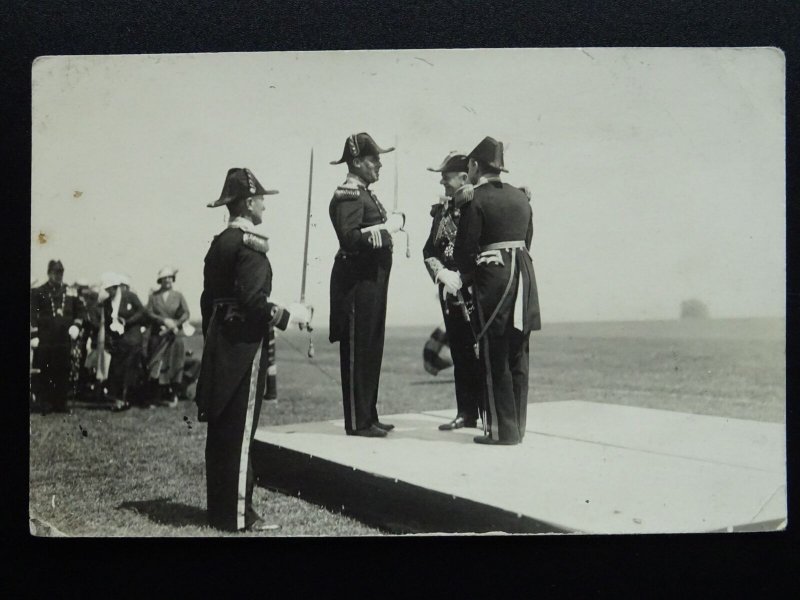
top-left (467, 136), bottom-right (509, 173)
top-left (330, 132), bottom-right (395, 165)
top-left (427, 151), bottom-right (469, 174)
top-left (208, 168), bottom-right (278, 208)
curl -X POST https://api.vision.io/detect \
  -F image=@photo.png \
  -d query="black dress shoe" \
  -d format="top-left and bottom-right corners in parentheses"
top-left (374, 421), bottom-right (395, 431)
top-left (439, 416), bottom-right (478, 431)
top-left (246, 518), bottom-right (280, 532)
top-left (346, 425), bottom-right (388, 438)
top-left (473, 434), bottom-right (518, 446)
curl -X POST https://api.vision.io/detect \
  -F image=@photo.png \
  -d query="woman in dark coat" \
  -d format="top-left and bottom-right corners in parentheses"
top-left (101, 272), bottom-right (147, 411)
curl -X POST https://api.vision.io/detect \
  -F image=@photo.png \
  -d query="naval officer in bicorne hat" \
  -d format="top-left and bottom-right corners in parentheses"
top-left (328, 133), bottom-right (405, 437)
top-left (423, 151), bottom-right (485, 431)
top-left (453, 137), bottom-right (541, 445)
top-left (196, 167), bottom-right (312, 532)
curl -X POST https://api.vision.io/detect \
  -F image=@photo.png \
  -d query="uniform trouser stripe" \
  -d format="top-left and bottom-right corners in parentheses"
top-left (348, 300), bottom-right (357, 429)
top-left (236, 344), bottom-right (262, 530)
top-left (475, 295), bottom-right (499, 439)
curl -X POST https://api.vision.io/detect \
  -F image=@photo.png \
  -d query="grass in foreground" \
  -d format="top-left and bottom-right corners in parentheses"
top-left (30, 318), bottom-right (785, 536)
top-left (29, 403), bottom-right (382, 537)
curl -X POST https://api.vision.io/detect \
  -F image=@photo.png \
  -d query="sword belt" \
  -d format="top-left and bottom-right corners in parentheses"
top-left (212, 297), bottom-right (245, 321)
top-left (479, 240), bottom-right (527, 252)
top-left (473, 240), bottom-right (525, 346)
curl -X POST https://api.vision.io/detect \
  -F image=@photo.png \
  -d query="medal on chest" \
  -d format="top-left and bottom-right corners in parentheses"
top-left (49, 288), bottom-right (66, 317)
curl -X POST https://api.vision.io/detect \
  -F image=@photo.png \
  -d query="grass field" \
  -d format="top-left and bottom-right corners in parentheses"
top-left (29, 317), bottom-right (785, 536)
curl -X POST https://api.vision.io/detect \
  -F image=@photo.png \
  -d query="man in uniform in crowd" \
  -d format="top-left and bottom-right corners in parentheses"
top-left (196, 167), bottom-right (312, 533)
top-left (30, 260), bottom-right (84, 413)
top-left (423, 151), bottom-right (485, 431)
top-left (454, 136), bottom-right (541, 445)
top-left (328, 132), bottom-right (405, 438)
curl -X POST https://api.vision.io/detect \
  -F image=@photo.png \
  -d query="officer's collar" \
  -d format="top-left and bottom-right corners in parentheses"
top-left (470, 175), bottom-right (499, 191)
top-left (344, 173), bottom-right (369, 189)
top-left (227, 216), bottom-right (256, 232)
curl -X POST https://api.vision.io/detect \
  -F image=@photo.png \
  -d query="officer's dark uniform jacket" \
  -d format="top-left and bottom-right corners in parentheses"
top-left (423, 190), bottom-right (478, 304)
top-left (423, 195), bottom-right (462, 283)
top-left (31, 282), bottom-right (84, 350)
top-left (328, 172), bottom-right (394, 432)
top-left (454, 176), bottom-right (541, 443)
top-left (454, 177), bottom-right (540, 336)
top-left (328, 173), bottom-right (392, 343)
top-left (31, 282), bottom-right (85, 409)
top-left (196, 218), bottom-right (290, 423)
top-left (423, 191), bottom-right (484, 423)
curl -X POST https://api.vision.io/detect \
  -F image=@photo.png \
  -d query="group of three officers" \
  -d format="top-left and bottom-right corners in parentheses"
top-left (195, 132), bottom-right (540, 532)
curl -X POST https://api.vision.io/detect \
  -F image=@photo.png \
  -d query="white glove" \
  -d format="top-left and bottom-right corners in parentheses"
top-left (385, 212), bottom-right (405, 234)
top-left (288, 302), bottom-right (313, 327)
top-left (31, 337), bottom-right (40, 349)
top-left (68, 325), bottom-right (80, 340)
top-left (436, 269), bottom-right (462, 296)
top-left (110, 319), bottom-right (125, 335)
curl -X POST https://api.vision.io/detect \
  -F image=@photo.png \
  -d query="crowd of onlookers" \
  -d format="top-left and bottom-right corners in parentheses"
top-left (30, 259), bottom-right (201, 414)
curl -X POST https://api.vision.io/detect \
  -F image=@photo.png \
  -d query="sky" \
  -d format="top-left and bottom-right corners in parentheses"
top-left (31, 48), bottom-right (785, 326)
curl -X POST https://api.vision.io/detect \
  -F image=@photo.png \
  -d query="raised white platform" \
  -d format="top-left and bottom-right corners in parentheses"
top-left (252, 401), bottom-right (786, 534)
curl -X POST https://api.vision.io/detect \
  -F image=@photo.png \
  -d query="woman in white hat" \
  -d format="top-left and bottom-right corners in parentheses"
top-left (145, 266), bottom-right (190, 407)
top-left (100, 272), bottom-right (147, 411)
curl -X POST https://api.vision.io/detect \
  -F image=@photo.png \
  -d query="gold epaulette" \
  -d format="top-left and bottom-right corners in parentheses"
top-left (242, 232), bottom-right (270, 254)
top-left (334, 186), bottom-right (361, 200)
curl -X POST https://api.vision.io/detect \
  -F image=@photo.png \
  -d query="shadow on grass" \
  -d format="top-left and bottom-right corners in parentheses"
top-left (118, 497), bottom-right (207, 528)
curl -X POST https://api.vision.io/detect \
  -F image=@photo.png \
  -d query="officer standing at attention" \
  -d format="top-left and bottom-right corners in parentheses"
top-left (328, 132), bottom-right (405, 438)
top-left (196, 167), bottom-right (312, 532)
top-left (453, 137), bottom-right (541, 445)
top-left (30, 260), bottom-right (84, 413)
top-left (423, 151), bottom-right (485, 431)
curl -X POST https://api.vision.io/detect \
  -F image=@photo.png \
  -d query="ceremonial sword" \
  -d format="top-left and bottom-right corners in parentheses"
top-left (393, 135), bottom-right (411, 258)
top-left (299, 148), bottom-right (315, 358)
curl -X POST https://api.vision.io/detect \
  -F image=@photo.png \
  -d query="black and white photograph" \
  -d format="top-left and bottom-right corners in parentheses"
top-left (29, 48), bottom-right (786, 537)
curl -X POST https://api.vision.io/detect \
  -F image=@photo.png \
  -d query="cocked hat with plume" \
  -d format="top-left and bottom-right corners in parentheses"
top-left (208, 168), bottom-right (278, 208)
top-left (330, 132), bottom-right (395, 165)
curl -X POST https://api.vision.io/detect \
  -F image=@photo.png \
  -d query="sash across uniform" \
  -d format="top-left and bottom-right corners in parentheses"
top-left (454, 177), bottom-right (541, 444)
